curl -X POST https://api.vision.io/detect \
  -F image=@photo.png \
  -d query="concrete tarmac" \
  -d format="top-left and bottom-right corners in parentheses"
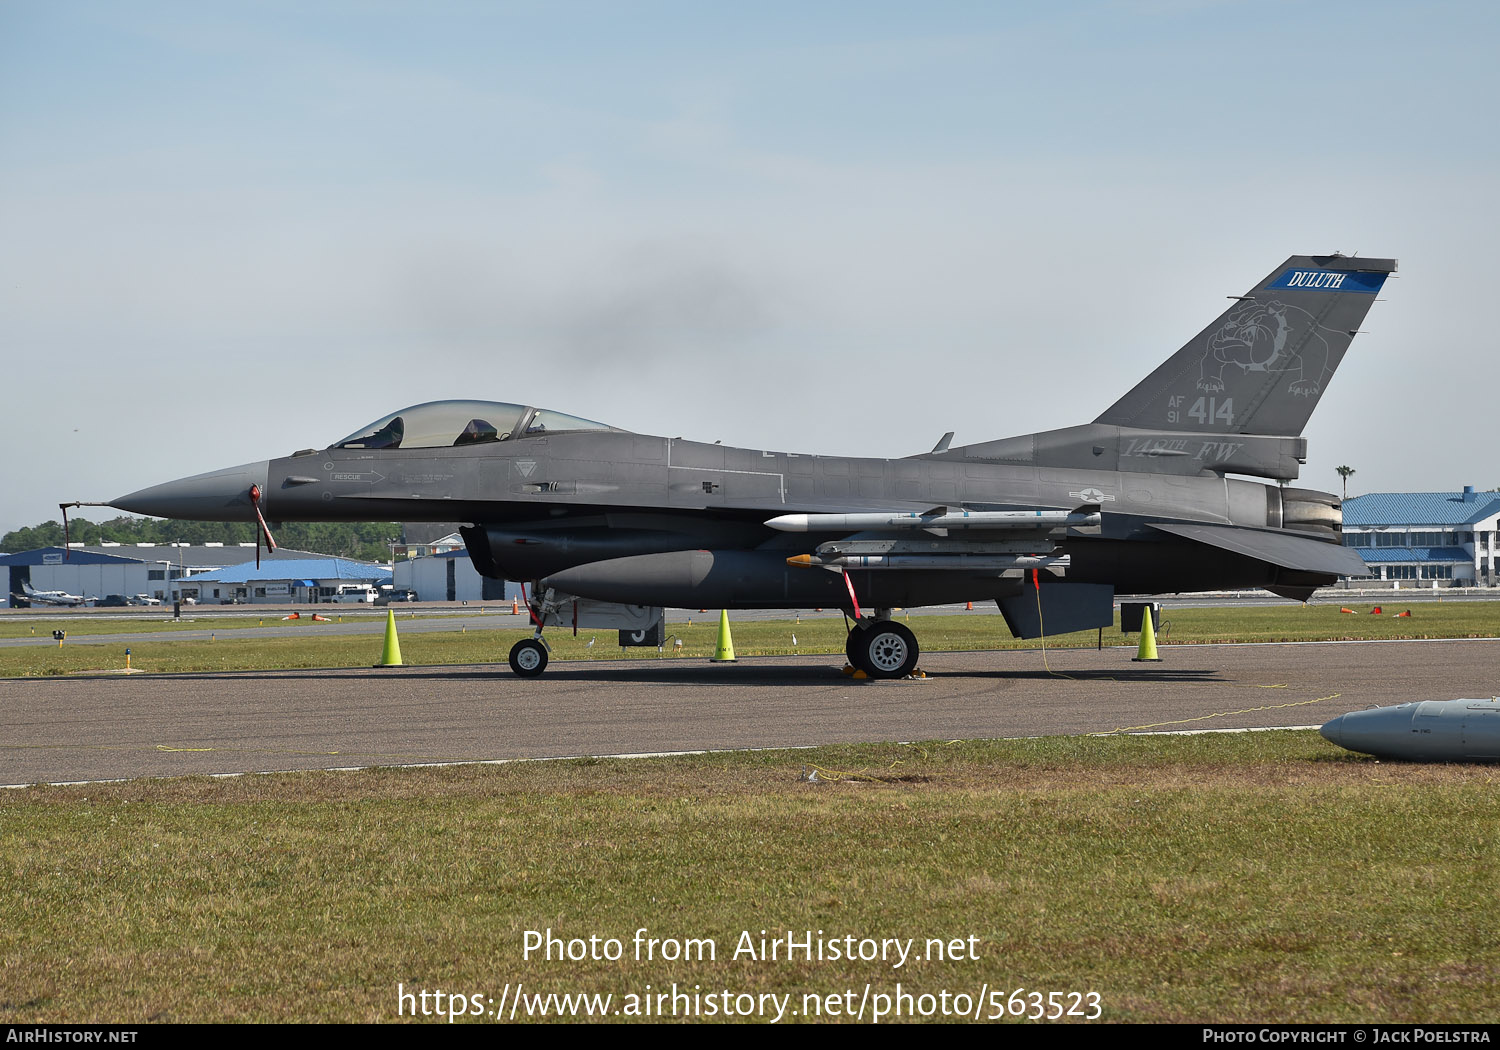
top-left (4, 638), bottom-right (1498, 786)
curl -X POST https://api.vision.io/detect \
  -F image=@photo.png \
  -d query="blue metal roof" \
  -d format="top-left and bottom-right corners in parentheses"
top-left (0, 546), bottom-right (143, 566)
top-left (1356, 547), bottom-right (1471, 564)
top-left (187, 558), bottom-right (387, 584)
top-left (1345, 491), bottom-right (1500, 527)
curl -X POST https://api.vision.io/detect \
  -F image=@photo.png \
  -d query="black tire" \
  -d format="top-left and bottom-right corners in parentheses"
top-left (851, 621), bottom-right (919, 679)
top-left (845, 624), bottom-right (870, 672)
top-left (509, 638), bottom-right (549, 677)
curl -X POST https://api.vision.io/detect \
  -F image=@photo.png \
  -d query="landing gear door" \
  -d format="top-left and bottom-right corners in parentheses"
top-left (536, 597), bottom-right (664, 637)
top-left (997, 582), bottom-right (1114, 638)
top-left (618, 622), bottom-right (665, 648)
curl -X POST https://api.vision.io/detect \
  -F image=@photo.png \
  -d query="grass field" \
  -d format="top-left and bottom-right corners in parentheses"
top-left (1, 733), bottom-right (1494, 1024)
top-left (3, 600), bottom-right (1498, 677)
top-left (4, 605), bottom-right (1496, 1023)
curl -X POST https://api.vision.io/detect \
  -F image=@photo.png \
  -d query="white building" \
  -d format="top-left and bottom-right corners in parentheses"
top-left (1343, 486), bottom-right (1500, 586)
top-left (392, 544), bottom-right (518, 603)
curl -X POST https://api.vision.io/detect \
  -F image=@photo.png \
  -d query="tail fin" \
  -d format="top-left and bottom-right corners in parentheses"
top-left (1094, 254), bottom-right (1396, 436)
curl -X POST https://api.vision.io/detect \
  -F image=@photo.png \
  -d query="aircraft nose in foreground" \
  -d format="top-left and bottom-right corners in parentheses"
top-left (110, 460), bottom-right (270, 521)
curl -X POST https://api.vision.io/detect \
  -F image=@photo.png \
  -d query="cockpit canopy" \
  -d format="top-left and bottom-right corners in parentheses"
top-left (331, 400), bottom-right (618, 450)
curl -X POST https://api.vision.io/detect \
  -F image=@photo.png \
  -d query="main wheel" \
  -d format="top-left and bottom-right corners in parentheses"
top-left (851, 621), bottom-right (919, 679)
top-left (845, 625), bottom-right (867, 670)
top-left (509, 638), bottom-right (549, 677)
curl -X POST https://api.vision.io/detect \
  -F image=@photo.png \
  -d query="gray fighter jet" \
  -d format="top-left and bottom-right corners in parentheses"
top-left (106, 253), bottom-right (1394, 678)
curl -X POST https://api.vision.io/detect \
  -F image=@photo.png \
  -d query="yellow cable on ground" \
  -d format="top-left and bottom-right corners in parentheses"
top-left (1033, 573), bottom-right (1076, 680)
top-left (1097, 693), bottom-right (1341, 735)
top-left (804, 758), bottom-right (907, 783)
top-left (1030, 584), bottom-right (1306, 696)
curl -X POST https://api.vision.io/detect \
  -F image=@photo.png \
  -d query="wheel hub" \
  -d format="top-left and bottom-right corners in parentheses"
top-left (868, 632), bottom-right (908, 672)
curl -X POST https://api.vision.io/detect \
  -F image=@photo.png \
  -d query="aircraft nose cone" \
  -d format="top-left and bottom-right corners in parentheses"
top-left (110, 460), bottom-right (270, 521)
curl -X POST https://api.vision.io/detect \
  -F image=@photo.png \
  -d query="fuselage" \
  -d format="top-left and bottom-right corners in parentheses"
top-left (110, 416), bottom-right (1346, 611)
top-left (262, 429), bottom-right (1325, 604)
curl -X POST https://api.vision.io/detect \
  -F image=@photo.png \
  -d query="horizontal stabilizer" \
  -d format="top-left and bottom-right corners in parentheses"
top-left (1147, 522), bottom-right (1366, 577)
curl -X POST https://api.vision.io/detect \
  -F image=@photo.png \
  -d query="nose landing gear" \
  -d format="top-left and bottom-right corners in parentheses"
top-left (508, 637), bottom-right (549, 677)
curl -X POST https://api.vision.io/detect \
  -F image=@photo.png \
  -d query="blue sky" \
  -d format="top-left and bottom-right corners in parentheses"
top-left (2, 1), bottom-right (1496, 534)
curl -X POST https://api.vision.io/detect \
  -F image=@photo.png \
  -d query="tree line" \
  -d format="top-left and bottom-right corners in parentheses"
top-left (1, 517), bottom-right (402, 564)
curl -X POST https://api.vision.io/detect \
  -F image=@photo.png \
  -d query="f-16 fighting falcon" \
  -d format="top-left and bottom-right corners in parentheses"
top-left (100, 253), bottom-right (1394, 678)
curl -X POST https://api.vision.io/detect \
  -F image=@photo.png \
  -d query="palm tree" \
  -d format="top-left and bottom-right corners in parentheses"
top-left (1336, 465), bottom-right (1356, 500)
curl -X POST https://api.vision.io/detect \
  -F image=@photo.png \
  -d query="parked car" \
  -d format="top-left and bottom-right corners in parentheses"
top-left (375, 589), bottom-right (419, 605)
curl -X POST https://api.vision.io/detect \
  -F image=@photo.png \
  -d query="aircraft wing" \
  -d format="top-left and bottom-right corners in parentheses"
top-left (1146, 521), bottom-right (1367, 577)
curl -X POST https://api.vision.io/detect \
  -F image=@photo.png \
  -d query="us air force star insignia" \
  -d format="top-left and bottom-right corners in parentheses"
top-left (1070, 488), bottom-right (1115, 503)
top-left (515, 460), bottom-right (538, 478)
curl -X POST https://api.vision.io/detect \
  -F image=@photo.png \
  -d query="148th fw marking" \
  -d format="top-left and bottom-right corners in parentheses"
top-left (523, 929), bottom-right (981, 970)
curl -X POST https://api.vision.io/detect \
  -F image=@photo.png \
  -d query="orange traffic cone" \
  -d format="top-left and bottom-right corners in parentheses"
top-left (1396, 609), bottom-right (1411, 618)
top-left (1371, 606), bottom-right (1383, 615)
top-left (512, 596), bottom-right (519, 615)
top-left (1340, 607), bottom-right (1356, 614)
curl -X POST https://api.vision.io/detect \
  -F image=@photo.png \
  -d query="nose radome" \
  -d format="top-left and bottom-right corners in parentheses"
top-left (110, 460), bottom-right (271, 521)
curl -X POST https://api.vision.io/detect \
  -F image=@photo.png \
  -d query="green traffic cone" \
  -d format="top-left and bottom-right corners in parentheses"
top-left (375, 608), bottom-right (404, 667)
top-left (1132, 607), bottom-right (1161, 662)
top-left (710, 610), bottom-right (736, 662)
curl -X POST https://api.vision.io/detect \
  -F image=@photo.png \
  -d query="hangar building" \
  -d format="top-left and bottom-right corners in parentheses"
top-left (1343, 486), bottom-right (1500, 586)
top-left (391, 537), bottom-right (518, 603)
top-left (1, 544), bottom-right (384, 607)
top-left (183, 557), bottom-right (389, 605)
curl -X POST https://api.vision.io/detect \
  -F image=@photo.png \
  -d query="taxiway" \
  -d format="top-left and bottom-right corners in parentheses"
top-left (3, 638), bottom-right (1497, 785)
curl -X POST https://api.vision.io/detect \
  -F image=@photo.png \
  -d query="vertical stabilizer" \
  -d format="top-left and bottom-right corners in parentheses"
top-left (1094, 254), bottom-right (1396, 436)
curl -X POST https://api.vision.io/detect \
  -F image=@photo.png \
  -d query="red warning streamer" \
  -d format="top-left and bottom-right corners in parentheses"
top-left (519, 581), bottom-right (546, 630)
top-left (842, 569), bottom-right (863, 620)
top-left (248, 485), bottom-right (278, 569)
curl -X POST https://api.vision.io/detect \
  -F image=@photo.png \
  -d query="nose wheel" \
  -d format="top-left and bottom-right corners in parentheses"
top-left (846, 620), bottom-right (919, 679)
top-left (509, 638), bottom-right (549, 677)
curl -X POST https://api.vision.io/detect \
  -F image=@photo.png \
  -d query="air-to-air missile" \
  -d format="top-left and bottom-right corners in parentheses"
top-left (1320, 698), bottom-right (1500, 761)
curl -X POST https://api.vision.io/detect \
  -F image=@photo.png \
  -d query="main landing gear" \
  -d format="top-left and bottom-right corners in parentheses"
top-left (844, 614), bottom-right (920, 679)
